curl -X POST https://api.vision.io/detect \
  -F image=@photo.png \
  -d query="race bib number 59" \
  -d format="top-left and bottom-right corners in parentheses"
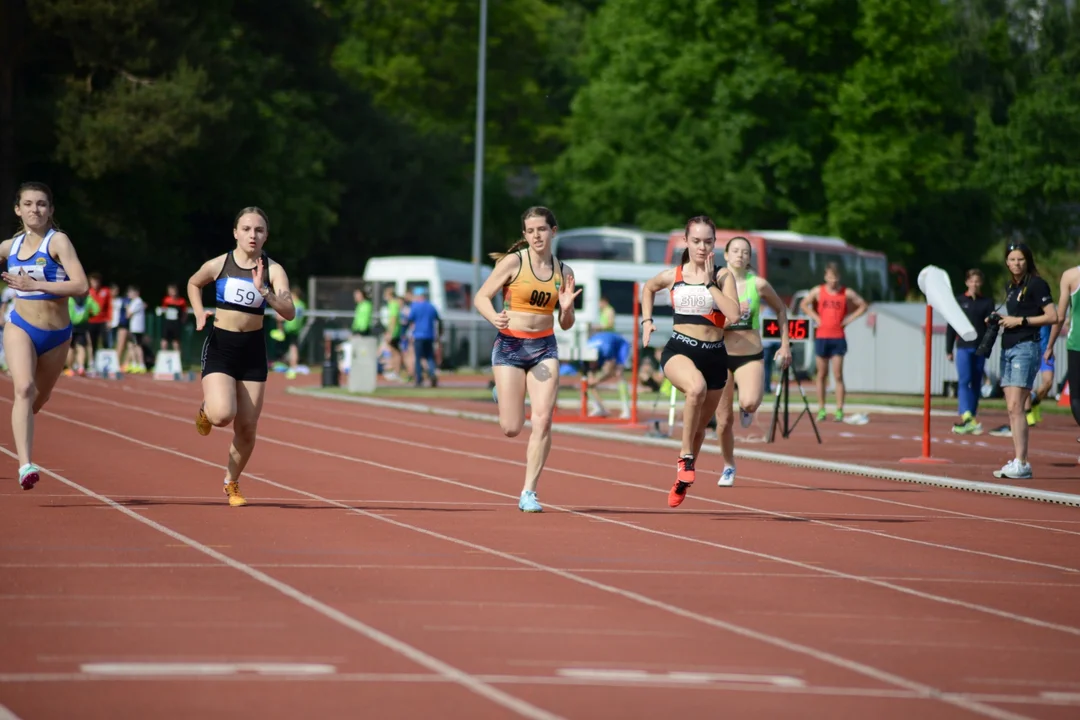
top-left (223, 277), bottom-right (263, 308)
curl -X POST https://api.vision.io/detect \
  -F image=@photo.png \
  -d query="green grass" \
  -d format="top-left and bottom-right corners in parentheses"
top-left (300, 384), bottom-right (1070, 415)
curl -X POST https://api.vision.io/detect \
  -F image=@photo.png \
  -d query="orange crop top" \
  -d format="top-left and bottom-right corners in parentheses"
top-left (502, 250), bottom-right (563, 315)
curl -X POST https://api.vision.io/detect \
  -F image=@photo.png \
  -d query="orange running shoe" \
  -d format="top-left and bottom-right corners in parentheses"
top-left (668, 455), bottom-right (695, 508)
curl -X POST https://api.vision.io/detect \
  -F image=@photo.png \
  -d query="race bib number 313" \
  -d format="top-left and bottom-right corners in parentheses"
top-left (223, 277), bottom-right (263, 308)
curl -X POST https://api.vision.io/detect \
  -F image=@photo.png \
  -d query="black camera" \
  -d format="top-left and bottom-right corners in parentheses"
top-left (976, 313), bottom-right (1002, 357)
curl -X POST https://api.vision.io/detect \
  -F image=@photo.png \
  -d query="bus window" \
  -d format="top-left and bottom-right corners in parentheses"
top-left (765, 245), bottom-right (818, 298)
top-left (598, 279), bottom-right (672, 317)
top-left (814, 251), bottom-right (860, 289)
top-left (555, 233), bottom-right (635, 262)
top-left (860, 256), bottom-right (889, 302)
top-left (443, 281), bottom-right (472, 310)
top-left (645, 236), bottom-right (669, 263)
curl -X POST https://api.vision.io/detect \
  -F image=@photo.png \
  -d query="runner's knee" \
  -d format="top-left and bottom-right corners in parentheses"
top-left (684, 379), bottom-right (706, 405)
top-left (13, 379), bottom-right (36, 404)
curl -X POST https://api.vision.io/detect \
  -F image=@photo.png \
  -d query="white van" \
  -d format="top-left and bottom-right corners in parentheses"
top-left (358, 256), bottom-right (497, 368)
top-left (551, 259), bottom-right (673, 361)
top-left (361, 255), bottom-right (493, 319)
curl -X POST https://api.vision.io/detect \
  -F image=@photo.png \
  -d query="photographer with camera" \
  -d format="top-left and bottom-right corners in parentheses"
top-left (984, 243), bottom-right (1057, 480)
top-left (947, 269), bottom-right (995, 435)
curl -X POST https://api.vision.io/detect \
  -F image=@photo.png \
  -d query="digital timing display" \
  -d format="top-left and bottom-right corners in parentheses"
top-left (763, 318), bottom-right (810, 341)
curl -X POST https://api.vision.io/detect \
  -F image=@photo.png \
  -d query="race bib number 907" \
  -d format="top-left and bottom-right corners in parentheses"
top-left (223, 277), bottom-right (263, 308)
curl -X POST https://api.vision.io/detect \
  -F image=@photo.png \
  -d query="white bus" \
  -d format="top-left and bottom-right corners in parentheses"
top-left (553, 226), bottom-right (670, 265)
top-left (361, 255), bottom-right (492, 317)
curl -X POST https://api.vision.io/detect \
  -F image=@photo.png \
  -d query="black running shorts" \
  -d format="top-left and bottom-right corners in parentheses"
top-left (660, 331), bottom-right (728, 391)
top-left (200, 325), bottom-right (268, 382)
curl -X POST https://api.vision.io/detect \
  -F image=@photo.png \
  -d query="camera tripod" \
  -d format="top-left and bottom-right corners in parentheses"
top-left (767, 364), bottom-right (822, 444)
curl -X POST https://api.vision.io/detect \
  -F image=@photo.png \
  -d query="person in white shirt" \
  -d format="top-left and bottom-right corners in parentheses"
top-left (123, 285), bottom-right (147, 373)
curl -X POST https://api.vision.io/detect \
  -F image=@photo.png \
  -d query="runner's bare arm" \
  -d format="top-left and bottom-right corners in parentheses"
top-left (843, 289), bottom-right (869, 326)
top-left (799, 287), bottom-right (820, 323)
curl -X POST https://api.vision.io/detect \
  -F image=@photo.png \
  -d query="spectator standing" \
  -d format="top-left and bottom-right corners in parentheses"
top-left (405, 286), bottom-right (441, 387)
top-left (946, 269), bottom-right (995, 435)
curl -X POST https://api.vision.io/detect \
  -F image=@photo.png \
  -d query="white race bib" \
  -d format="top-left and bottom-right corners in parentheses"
top-left (672, 286), bottom-right (714, 315)
top-left (13, 265), bottom-right (48, 296)
top-left (164, 307), bottom-right (179, 321)
top-left (223, 277), bottom-right (264, 308)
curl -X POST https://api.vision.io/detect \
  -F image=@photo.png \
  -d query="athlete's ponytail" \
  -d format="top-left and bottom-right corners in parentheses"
top-left (489, 238), bottom-right (528, 263)
top-left (489, 206), bottom-right (559, 262)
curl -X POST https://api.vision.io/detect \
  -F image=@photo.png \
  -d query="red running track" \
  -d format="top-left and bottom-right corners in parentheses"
top-left (2, 374), bottom-right (1080, 720)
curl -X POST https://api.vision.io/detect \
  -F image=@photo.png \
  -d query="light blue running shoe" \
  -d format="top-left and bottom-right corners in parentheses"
top-left (518, 490), bottom-right (542, 513)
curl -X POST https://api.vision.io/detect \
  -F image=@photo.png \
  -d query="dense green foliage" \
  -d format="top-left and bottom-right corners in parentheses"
top-left (4, 0), bottom-right (1078, 301)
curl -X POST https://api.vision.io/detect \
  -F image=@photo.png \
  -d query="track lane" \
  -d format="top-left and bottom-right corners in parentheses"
top-left (4, 388), bottom-right (1075, 716)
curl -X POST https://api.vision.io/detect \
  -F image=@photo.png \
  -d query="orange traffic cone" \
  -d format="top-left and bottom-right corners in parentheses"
top-left (1059, 380), bottom-right (1070, 407)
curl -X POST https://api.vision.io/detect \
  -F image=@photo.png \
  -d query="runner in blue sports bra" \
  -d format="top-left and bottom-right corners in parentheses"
top-left (186, 206), bottom-right (296, 507)
top-left (0, 182), bottom-right (91, 491)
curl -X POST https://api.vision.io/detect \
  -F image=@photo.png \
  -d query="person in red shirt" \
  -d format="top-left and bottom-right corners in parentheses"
top-left (86, 272), bottom-right (111, 359)
top-left (158, 284), bottom-right (188, 360)
top-left (799, 262), bottom-right (867, 422)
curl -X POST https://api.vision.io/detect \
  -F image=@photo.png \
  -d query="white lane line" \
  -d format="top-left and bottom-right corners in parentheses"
top-left (9, 413), bottom-right (1034, 720)
top-left (78, 384), bottom-right (1080, 574)
top-left (0, 446), bottom-right (564, 720)
top-left (40, 391), bottom-right (1080, 640)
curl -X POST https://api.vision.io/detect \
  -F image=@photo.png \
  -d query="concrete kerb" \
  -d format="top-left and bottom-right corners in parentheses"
top-left (287, 386), bottom-right (1080, 508)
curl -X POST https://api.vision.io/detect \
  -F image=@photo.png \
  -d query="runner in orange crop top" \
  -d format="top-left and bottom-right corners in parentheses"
top-left (639, 215), bottom-right (741, 509)
top-left (474, 206), bottom-right (581, 514)
top-left (500, 248), bottom-right (564, 330)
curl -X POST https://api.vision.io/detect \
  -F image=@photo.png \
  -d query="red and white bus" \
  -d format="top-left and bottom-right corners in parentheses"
top-left (664, 229), bottom-right (907, 307)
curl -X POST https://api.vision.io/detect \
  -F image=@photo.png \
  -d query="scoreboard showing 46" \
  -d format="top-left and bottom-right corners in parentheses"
top-left (762, 318), bottom-right (811, 341)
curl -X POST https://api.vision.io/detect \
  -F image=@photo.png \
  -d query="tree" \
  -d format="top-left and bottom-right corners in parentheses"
top-left (542, 0), bottom-right (863, 234)
top-left (822, 0), bottom-right (979, 275)
top-left (972, 0), bottom-right (1080, 250)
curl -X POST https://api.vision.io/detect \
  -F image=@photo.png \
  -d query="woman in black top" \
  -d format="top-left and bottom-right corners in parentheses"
top-left (991, 242), bottom-right (1056, 480)
top-left (946, 269), bottom-right (995, 434)
top-left (187, 207), bottom-right (296, 507)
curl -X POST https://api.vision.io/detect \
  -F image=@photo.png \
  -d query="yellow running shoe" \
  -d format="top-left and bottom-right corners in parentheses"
top-left (224, 482), bottom-right (247, 507)
top-left (195, 405), bottom-right (212, 436)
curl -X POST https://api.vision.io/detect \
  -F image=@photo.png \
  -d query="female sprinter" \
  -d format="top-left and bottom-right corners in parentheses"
top-left (713, 236), bottom-right (792, 487)
top-left (641, 216), bottom-right (741, 508)
top-left (474, 206), bottom-right (580, 513)
top-left (1, 182), bottom-right (90, 490)
top-left (187, 207), bottom-right (295, 507)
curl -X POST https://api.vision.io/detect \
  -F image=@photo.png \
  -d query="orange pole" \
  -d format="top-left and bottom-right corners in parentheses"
top-left (631, 282), bottom-right (640, 425)
top-left (901, 303), bottom-right (950, 464)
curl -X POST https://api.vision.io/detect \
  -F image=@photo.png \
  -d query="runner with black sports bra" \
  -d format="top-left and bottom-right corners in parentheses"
top-left (187, 207), bottom-right (296, 507)
top-left (713, 236), bottom-right (792, 487)
top-left (1, 182), bottom-right (90, 491)
top-left (640, 215), bottom-right (741, 508)
top-left (475, 206), bottom-right (580, 513)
